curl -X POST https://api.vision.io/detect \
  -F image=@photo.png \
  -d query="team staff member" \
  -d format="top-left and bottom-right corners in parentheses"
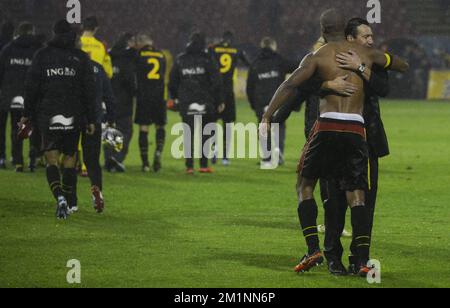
top-left (0, 21), bottom-right (15, 169)
top-left (135, 34), bottom-right (167, 173)
top-left (0, 22), bottom-right (42, 172)
top-left (169, 32), bottom-right (225, 174)
top-left (246, 37), bottom-right (297, 167)
top-left (209, 31), bottom-right (249, 165)
top-left (71, 59), bottom-right (116, 214)
top-left (327, 18), bottom-right (391, 274)
top-left (20, 20), bottom-right (97, 219)
top-left (105, 33), bottom-right (137, 172)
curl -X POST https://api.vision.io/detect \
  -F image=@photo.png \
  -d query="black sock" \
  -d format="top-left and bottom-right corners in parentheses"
top-left (155, 128), bottom-right (165, 155)
top-left (46, 165), bottom-right (63, 200)
top-left (139, 131), bottom-right (149, 166)
top-left (351, 206), bottom-right (371, 265)
top-left (62, 168), bottom-right (77, 207)
top-left (298, 199), bottom-right (320, 255)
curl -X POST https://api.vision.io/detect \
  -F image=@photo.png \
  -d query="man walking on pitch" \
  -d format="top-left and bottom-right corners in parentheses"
top-left (0, 22), bottom-right (42, 172)
top-left (209, 31), bottom-right (249, 165)
top-left (169, 32), bottom-right (225, 174)
top-left (135, 34), bottom-right (167, 173)
top-left (247, 37), bottom-right (297, 167)
top-left (20, 20), bottom-right (97, 219)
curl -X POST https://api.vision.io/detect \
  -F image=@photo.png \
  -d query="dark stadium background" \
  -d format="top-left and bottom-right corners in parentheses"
top-left (1, 0), bottom-right (449, 99)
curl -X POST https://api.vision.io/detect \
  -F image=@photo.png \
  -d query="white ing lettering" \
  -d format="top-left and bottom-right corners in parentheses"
top-left (46, 67), bottom-right (77, 77)
top-left (10, 58), bottom-right (32, 66)
top-left (182, 67), bottom-right (206, 76)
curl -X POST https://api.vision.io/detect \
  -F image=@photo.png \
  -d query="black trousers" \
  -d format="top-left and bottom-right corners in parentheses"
top-left (323, 153), bottom-right (379, 261)
top-left (0, 110), bottom-right (35, 165)
top-left (82, 123), bottom-right (103, 190)
top-left (104, 116), bottom-right (133, 164)
top-left (183, 114), bottom-right (214, 169)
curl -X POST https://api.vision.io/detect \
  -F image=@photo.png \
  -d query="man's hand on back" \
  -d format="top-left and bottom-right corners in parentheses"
top-left (336, 50), bottom-right (363, 71)
top-left (322, 75), bottom-right (358, 97)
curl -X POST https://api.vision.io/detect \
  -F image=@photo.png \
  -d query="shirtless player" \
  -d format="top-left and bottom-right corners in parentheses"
top-left (260, 9), bottom-right (409, 277)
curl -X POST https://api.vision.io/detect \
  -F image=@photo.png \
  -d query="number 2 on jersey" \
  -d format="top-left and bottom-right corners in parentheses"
top-left (147, 58), bottom-right (161, 80)
top-left (220, 54), bottom-right (232, 73)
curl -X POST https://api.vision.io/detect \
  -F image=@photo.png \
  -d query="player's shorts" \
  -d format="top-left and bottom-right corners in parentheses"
top-left (297, 114), bottom-right (369, 192)
top-left (216, 91), bottom-right (236, 123)
top-left (135, 99), bottom-right (167, 126)
top-left (41, 130), bottom-right (80, 156)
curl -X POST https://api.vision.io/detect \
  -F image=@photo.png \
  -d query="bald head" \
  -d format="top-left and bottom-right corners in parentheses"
top-left (320, 9), bottom-right (346, 35)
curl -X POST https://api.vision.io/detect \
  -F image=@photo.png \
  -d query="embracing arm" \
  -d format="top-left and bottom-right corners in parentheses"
top-left (261, 54), bottom-right (317, 122)
top-left (370, 49), bottom-right (409, 73)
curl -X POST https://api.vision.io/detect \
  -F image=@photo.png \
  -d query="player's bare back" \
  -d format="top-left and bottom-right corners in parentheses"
top-left (314, 41), bottom-right (377, 115)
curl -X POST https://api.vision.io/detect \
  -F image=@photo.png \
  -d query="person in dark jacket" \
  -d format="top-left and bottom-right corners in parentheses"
top-left (74, 60), bottom-right (116, 214)
top-left (326, 18), bottom-right (391, 275)
top-left (105, 33), bottom-right (137, 172)
top-left (246, 37), bottom-right (297, 167)
top-left (169, 32), bottom-right (225, 174)
top-left (19, 20), bottom-right (97, 220)
top-left (0, 21), bottom-right (15, 169)
top-left (0, 22), bottom-right (42, 172)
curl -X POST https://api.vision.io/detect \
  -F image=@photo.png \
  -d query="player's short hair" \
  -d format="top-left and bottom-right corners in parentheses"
top-left (189, 32), bottom-right (205, 45)
top-left (115, 32), bottom-right (135, 47)
top-left (223, 31), bottom-right (233, 41)
top-left (137, 33), bottom-right (153, 46)
top-left (320, 9), bottom-right (346, 35)
top-left (83, 16), bottom-right (99, 31)
top-left (53, 19), bottom-right (73, 35)
top-left (260, 37), bottom-right (277, 51)
top-left (345, 18), bottom-right (370, 38)
top-left (17, 22), bottom-right (34, 36)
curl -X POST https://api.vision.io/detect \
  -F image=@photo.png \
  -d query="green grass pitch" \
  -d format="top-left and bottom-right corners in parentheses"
top-left (0, 100), bottom-right (449, 288)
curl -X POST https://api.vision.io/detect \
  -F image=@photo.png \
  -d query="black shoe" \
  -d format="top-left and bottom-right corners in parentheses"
top-left (328, 260), bottom-right (348, 276)
top-left (0, 159), bottom-right (6, 169)
top-left (15, 165), bottom-right (24, 173)
top-left (153, 151), bottom-right (162, 173)
top-left (29, 164), bottom-right (36, 173)
top-left (348, 256), bottom-right (360, 275)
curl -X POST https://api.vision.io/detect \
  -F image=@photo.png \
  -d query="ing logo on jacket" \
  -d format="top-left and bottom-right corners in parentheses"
top-left (46, 67), bottom-right (77, 77)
